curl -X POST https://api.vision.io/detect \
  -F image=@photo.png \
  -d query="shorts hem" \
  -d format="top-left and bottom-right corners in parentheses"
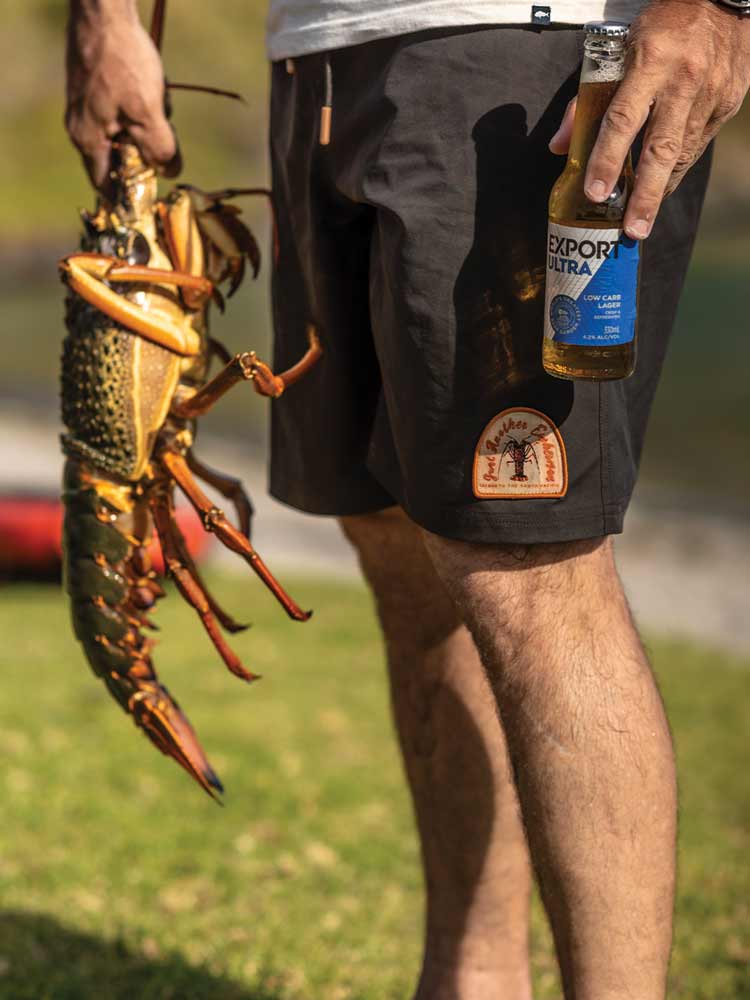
top-left (403, 502), bottom-right (627, 545)
top-left (270, 472), bottom-right (630, 543)
top-left (268, 484), bottom-right (397, 520)
top-left (366, 454), bottom-right (629, 544)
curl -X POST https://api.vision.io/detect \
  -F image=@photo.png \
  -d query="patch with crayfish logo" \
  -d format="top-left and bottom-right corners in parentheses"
top-left (472, 407), bottom-right (568, 499)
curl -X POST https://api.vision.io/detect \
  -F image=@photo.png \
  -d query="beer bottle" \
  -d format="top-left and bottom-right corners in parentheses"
top-left (543, 21), bottom-right (640, 381)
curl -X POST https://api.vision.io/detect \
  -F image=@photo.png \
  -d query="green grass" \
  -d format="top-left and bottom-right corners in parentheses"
top-left (0, 576), bottom-right (747, 998)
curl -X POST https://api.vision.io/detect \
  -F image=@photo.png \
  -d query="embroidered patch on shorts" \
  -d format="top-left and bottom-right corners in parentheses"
top-left (472, 407), bottom-right (568, 499)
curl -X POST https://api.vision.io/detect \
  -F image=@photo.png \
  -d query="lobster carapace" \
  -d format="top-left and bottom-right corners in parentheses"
top-left (59, 5), bottom-right (321, 801)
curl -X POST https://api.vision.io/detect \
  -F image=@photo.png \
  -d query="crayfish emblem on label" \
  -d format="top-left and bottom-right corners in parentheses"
top-left (472, 408), bottom-right (568, 499)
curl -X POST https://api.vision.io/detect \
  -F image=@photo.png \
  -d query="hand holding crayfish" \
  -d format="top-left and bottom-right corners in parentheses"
top-left (61, 0), bottom-right (322, 800)
top-left (66, 0), bottom-right (180, 191)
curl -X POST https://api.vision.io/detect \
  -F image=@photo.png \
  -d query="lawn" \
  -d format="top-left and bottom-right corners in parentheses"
top-left (0, 575), bottom-right (747, 999)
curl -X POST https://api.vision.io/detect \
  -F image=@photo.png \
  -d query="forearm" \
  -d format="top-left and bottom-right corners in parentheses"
top-left (67, 1), bottom-right (140, 84)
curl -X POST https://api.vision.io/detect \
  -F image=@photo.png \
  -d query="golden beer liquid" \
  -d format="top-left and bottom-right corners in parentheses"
top-left (543, 76), bottom-right (638, 381)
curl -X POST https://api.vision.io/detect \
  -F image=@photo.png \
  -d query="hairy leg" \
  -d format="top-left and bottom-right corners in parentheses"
top-left (341, 508), bottom-right (532, 1000)
top-left (422, 532), bottom-right (676, 1000)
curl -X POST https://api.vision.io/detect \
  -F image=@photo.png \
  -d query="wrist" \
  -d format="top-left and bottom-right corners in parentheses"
top-left (68, 1), bottom-right (139, 27)
top-left (66, 0), bottom-right (141, 82)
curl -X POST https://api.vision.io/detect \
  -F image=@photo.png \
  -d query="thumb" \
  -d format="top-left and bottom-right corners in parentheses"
top-left (549, 97), bottom-right (577, 155)
top-left (128, 115), bottom-right (182, 178)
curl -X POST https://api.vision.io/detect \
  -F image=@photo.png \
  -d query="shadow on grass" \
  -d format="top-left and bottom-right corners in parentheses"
top-left (0, 910), bottom-right (285, 1000)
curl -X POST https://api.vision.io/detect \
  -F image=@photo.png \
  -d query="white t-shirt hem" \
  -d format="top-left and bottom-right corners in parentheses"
top-left (266, 0), bottom-right (641, 60)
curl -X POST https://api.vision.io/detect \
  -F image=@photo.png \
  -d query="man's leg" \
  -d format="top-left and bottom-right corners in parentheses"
top-left (341, 508), bottom-right (533, 1000)
top-left (422, 532), bottom-right (676, 1000)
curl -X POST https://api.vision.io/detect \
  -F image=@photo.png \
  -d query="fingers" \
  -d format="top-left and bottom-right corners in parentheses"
top-left (662, 112), bottom-right (708, 197)
top-left (65, 104), bottom-right (114, 190)
top-left (622, 98), bottom-right (693, 238)
top-left (584, 73), bottom-right (653, 206)
top-left (83, 139), bottom-right (114, 191)
top-left (548, 97), bottom-right (577, 155)
top-left (67, 104), bottom-right (181, 192)
top-left (128, 114), bottom-right (182, 177)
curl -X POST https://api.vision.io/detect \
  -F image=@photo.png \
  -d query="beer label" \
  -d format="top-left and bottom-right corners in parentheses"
top-left (544, 223), bottom-right (639, 346)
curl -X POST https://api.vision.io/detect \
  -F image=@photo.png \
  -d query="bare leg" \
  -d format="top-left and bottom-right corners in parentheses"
top-left (422, 533), bottom-right (676, 1000)
top-left (341, 509), bottom-right (533, 1000)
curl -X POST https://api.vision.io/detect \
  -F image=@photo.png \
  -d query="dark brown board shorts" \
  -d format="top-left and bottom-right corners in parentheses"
top-left (268, 25), bottom-right (711, 544)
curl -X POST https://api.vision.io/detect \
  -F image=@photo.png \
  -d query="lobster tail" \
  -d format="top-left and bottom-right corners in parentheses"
top-left (62, 459), bottom-right (223, 800)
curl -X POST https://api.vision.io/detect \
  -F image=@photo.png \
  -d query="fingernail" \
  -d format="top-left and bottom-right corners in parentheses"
top-left (627, 219), bottom-right (650, 240)
top-left (548, 127), bottom-right (563, 149)
top-left (586, 180), bottom-right (608, 201)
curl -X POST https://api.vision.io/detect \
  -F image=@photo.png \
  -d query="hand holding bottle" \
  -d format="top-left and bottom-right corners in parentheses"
top-left (550, 0), bottom-right (750, 240)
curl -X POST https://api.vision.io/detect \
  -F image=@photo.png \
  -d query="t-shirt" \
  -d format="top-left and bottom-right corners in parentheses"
top-left (266, 0), bottom-right (645, 60)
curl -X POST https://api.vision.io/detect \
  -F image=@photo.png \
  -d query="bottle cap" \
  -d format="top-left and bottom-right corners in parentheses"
top-left (584, 20), bottom-right (630, 36)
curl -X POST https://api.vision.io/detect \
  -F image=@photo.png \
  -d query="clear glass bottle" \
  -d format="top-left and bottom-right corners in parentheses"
top-left (543, 21), bottom-right (640, 381)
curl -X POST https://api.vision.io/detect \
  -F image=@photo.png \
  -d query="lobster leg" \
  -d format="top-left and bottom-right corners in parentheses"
top-left (151, 491), bottom-right (259, 681)
top-left (158, 449), bottom-right (312, 622)
top-left (106, 263), bottom-right (224, 313)
top-left (187, 451), bottom-right (254, 538)
top-left (171, 325), bottom-right (322, 419)
top-left (155, 198), bottom-right (210, 311)
top-left (197, 187), bottom-right (280, 265)
top-left (171, 352), bottom-right (270, 419)
top-left (162, 491), bottom-right (250, 632)
top-left (208, 337), bottom-right (233, 365)
top-left (59, 254), bottom-right (202, 357)
top-left (269, 325), bottom-right (323, 391)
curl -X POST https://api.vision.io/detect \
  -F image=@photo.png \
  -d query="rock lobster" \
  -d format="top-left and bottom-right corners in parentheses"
top-left (58, 1), bottom-right (320, 801)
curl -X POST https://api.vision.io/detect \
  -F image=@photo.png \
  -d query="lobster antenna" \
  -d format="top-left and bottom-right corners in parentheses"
top-left (150, 0), bottom-right (166, 50)
top-left (151, 2), bottom-right (245, 108)
top-left (167, 82), bottom-right (245, 103)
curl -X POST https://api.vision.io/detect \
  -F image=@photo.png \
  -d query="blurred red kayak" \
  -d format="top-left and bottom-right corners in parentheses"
top-left (0, 493), bottom-right (209, 579)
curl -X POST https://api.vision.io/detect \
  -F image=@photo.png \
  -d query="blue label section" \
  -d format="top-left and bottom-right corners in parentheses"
top-left (548, 234), bottom-right (639, 346)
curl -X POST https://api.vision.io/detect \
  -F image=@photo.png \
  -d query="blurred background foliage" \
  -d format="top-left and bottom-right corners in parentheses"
top-left (1, 0), bottom-right (749, 504)
top-left (1, 0), bottom-right (269, 233)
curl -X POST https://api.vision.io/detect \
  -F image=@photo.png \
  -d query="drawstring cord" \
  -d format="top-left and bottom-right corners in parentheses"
top-left (283, 53), bottom-right (332, 146)
top-left (319, 54), bottom-right (332, 145)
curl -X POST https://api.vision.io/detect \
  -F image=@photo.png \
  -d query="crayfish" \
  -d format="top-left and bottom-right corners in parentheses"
top-left (58, 1), bottom-right (321, 800)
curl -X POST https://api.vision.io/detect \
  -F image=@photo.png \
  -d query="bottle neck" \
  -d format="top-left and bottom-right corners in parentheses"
top-left (567, 38), bottom-right (626, 168)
